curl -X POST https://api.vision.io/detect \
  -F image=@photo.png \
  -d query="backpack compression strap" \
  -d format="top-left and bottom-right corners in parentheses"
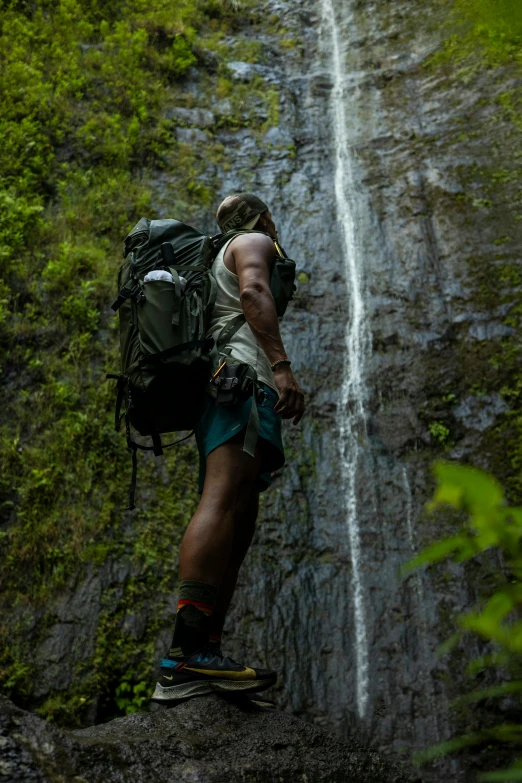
top-left (215, 314), bottom-right (246, 354)
top-left (124, 419), bottom-right (194, 511)
top-left (106, 372), bottom-right (200, 510)
top-left (243, 384), bottom-right (262, 459)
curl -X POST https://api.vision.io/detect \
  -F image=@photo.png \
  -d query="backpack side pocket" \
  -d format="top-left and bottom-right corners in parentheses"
top-left (138, 276), bottom-right (182, 355)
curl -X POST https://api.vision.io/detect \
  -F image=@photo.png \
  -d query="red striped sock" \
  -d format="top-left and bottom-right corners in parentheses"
top-left (177, 598), bottom-right (213, 617)
top-left (169, 580), bottom-right (218, 657)
top-left (208, 631), bottom-right (222, 646)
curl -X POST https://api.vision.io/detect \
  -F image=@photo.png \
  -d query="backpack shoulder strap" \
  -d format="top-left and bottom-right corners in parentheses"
top-left (213, 233), bottom-right (287, 353)
top-left (216, 313), bottom-right (246, 353)
top-left (211, 229), bottom-right (272, 259)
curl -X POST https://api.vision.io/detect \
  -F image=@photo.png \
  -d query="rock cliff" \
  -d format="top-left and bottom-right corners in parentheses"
top-left (0, 694), bottom-right (417, 783)
top-left (2, 0), bottom-right (521, 781)
top-left (185, 1), bottom-right (522, 779)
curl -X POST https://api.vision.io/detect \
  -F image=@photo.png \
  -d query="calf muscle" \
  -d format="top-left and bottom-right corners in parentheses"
top-left (179, 434), bottom-right (265, 585)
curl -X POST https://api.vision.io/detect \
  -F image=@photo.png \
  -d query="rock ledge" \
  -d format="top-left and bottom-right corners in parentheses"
top-left (0, 693), bottom-right (419, 782)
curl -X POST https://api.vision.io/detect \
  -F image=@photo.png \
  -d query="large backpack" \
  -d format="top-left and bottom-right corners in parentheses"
top-left (108, 217), bottom-right (295, 509)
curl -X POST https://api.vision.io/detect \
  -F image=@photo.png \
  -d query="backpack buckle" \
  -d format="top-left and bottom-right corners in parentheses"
top-left (215, 363), bottom-right (255, 409)
top-left (111, 282), bottom-right (144, 311)
top-left (220, 376), bottom-right (239, 392)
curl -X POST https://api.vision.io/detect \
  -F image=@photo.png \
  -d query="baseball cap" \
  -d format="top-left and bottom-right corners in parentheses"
top-left (216, 192), bottom-right (269, 232)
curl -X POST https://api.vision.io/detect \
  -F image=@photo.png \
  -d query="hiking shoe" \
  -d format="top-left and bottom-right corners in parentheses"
top-left (151, 649), bottom-right (277, 704)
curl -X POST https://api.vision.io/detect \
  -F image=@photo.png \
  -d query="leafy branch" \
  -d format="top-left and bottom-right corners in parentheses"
top-left (403, 461), bottom-right (522, 780)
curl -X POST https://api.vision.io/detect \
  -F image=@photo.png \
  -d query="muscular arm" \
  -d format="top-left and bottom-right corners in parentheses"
top-left (226, 233), bottom-right (304, 424)
top-left (229, 233), bottom-right (285, 365)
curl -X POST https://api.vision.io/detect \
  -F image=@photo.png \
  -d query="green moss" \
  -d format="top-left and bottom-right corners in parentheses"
top-left (0, 0), bottom-right (281, 726)
top-left (427, 0), bottom-right (522, 73)
top-left (262, 87), bottom-right (280, 131)
top-left (420, 0), bottom-right (522, 502)
top-left (429, 421), bottom-right (451, 446)
top-left (229, 39), bottom-right (263, 63)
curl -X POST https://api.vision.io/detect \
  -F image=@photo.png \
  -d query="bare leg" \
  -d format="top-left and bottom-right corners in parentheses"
top-left (179, 434), bottom-right (265, 586)
top-left (209, 490), bottom-right (259, 637)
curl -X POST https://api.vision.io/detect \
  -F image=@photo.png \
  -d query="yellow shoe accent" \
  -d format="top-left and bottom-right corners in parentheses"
top-left (184, 666), bottom-right (257, 680)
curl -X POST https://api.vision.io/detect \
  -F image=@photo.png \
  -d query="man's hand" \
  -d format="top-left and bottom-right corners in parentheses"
top-left (273, 364), bottom-right (305, 424)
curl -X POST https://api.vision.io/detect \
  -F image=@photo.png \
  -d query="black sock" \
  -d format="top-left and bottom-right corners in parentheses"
top-left (169, 580), bottom-right (218, 658)
top-left (207, 630), bottom-right (222, 651)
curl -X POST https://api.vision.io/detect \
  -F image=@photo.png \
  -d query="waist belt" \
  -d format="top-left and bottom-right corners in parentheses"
top-left (211, 360), bottom-right (262, 459)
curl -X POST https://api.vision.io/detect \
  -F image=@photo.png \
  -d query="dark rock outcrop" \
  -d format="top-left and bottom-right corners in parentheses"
top-left (0, 694), bottom-right (417, 783)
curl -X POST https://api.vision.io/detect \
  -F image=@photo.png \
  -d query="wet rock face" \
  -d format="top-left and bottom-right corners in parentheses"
top-left (15, 0), bottom-right (520, 779)
top-left (178, 0), bottom-right (520, 780)
top-left (0, 694), bottom-right (417, 783)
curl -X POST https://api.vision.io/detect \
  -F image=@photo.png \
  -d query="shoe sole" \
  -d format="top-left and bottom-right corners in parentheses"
top-left (151, 676), bottom-right (275, 704)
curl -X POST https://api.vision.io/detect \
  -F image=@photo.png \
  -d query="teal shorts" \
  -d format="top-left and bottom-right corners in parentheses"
top-left (195, 384), bottom-right (285, 494)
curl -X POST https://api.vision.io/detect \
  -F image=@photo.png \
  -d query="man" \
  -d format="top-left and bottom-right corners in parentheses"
top-left (152, 193), bottom-right (304, 703)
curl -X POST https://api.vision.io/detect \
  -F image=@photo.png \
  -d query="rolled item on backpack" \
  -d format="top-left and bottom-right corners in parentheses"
top-left (144, 270), bottom-right (187, 291)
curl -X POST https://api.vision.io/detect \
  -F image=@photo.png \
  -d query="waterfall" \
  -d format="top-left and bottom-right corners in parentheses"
top-left (320, 0), bottom-right (371, 719)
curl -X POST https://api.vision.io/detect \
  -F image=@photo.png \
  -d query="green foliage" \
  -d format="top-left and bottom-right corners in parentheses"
top-left (0, 0), bottom-right (279, 725)
top-left (481, 763), bottom-right (522, 782)
top-left (430, 0), bottom-right (522, 71)
top-left (455, 0), bottom-right (522, 39)
top-left (429, 421), bottom-right (451, 445)
top-left (403, 462), bottom-right (522, 779)
top-left (427, 0), bottom-right (522, 503)
top-left (115, 679), bottom-right (149, 714)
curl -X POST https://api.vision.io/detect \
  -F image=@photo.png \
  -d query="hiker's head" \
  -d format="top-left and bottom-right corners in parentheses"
top-left (216, 192), bottom-right (278, 239)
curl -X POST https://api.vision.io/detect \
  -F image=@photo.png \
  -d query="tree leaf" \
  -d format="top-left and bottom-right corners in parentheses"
top-left (400, 535), bottom-right (464, 577)
top-left (467, 651), bottom-right (511, 676)
top-left (413, 732), bottom-right (487, 763)
top-left (430, 461), bottom-right (505, 513)
top-left (452, 681), bottom-right (522, 706)
top-left (480, 765), bottom-right (522, 782)
top-left (437, 630), bottom-right (465, 656)
top-left (414, 725), bottom-right (522, 765)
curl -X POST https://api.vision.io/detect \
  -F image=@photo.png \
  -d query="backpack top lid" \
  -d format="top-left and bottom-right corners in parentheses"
top-left (124, 218), bottom-right (213, 271)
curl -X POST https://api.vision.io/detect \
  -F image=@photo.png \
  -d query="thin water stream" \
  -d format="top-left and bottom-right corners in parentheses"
top-left (402, 466), bottom-right (441, 744)
top-left (319, 0), bottom-right (371, 719)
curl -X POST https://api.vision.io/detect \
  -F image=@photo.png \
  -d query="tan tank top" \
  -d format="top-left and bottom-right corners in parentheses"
top-left (208, 237), bottom-right (276, 391)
